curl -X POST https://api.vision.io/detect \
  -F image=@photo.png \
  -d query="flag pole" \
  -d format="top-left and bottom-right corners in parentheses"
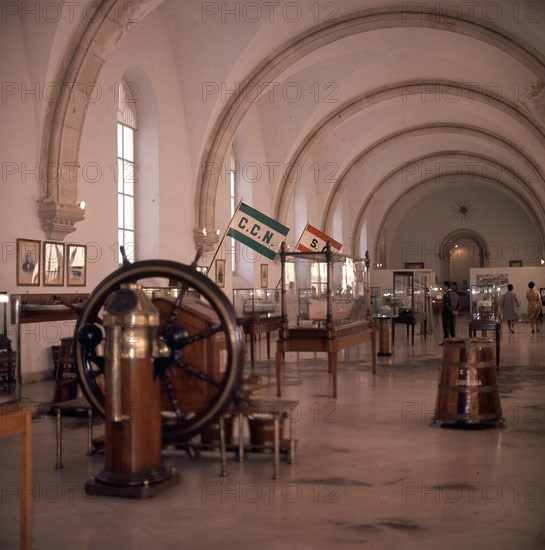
top-left (207, 198), bottom-right (244, 272)
top-left (275, 224), bottom-right (307, 288)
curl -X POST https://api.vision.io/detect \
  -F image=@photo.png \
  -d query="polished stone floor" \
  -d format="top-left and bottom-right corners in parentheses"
top-left (1, 315), bottom-right (544, 549)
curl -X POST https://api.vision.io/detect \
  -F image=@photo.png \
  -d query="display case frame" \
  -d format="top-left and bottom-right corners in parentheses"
top-left (232, 288), bottom-right (282, 370)
top-left (232, 289), bottom-right (281, 318)
top-left (276, 242), bottom-right (376, 397)
top-left (391, 271), bottom-right (429, 346)
top-left (467, 285), bottom-right (505, 369)
top-left (371, 287), bottom-right (395, 317)
top-left (469, 285), bottom-right (503, 320)
top-left (393, 271), bottom-right (427, 315)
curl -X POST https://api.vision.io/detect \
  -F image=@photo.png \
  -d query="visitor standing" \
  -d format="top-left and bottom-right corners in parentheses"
top-left (500, 284), bottom-right (520, 334)
top-left (526, 281), bottom-right (541, 333)
top-left (441, 280), bottom-right (460, 343)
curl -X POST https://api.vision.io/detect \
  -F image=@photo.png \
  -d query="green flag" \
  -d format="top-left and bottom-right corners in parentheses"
top-left (227, 202), bottom-right (289, 260)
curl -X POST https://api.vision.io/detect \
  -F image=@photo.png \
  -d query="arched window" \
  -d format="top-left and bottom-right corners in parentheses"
top-left (116, 80), bottom-right (137, 261)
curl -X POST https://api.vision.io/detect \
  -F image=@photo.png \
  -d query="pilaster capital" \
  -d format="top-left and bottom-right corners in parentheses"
top-left (38, 200), bottom-right (85, 241)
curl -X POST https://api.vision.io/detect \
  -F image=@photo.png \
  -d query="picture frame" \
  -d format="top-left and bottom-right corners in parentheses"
top-left (509, 260), bottom-right (523, 267)
top-left (215, 259), bottom-right (225, 288)
top-left (404, 262), bottom-right (424, 269)
top-left (66, 244), bottom-right (87, 286)
top-left (16, 238), bottom-right (41, 286)
top-left (43, 241), bottom-right (65, 286)
top-left (260, 264), bottom-right (268, 288)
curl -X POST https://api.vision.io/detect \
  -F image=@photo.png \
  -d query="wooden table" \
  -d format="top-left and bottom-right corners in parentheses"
top-left (392, 312), bottom-right (427, 347)
top-left (468, 316), bottom-right (501, 368)
top-left (276, 321), bottom-right (376, 398)
top-left (0, 401), bottom-right (35, 550)
top-left (238, 314), bottom-right (281, 370)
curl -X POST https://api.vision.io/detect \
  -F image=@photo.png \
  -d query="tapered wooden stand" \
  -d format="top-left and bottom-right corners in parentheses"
top-left (85, 357), bottom-right (179, 498)
top-left (85, 284), bottom-right (179, 498)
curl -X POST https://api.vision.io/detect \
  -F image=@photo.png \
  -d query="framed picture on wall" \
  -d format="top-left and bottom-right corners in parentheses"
top-left (16, 238), bottom-right (41, 286)
top-left (260, 264), bottom-right (268, 288)
top-left (215, 259), bottom-right (225, 288)
top-left (509, 260), bottom-right (523, 267)
top-left (43, 241), bottom-right (65, 286)
top-left (404, 262), bottom-right (424, 269)
top-left (66, 244), bottom-right (87, 286)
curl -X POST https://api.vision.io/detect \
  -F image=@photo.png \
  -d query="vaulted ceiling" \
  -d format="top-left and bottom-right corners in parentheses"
top-left (38, 0), bottom-right (545, 261)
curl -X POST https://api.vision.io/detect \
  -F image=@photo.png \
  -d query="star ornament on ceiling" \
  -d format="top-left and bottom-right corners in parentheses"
top-left (451, 198), bottom-right (476, 223)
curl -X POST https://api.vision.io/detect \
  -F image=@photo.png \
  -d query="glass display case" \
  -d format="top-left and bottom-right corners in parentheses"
top-left (142, 286), bottom-right (182, 300)
top-left (470, 285), bottom-right (504, 319)
top-left (276, 242), bottom-right (375, 398)
top-left (9, 292), bottom-right (90, 404)
top-left (371, 288), bottom-right (395, 317)
top-left (232, 289), bottom-right (281, 318)
top-left (428, 284), bottom-right (443, 317)
top-left (232, 289), bottom-right (282, 370)
top-left (468, 285), bottom-right (505, 368)
top-left (429, 285), bottom-right (443, 302)
top-left (390, 271), bottom-right (430, 346)
top-left (393, 271), bottom-right (427, 314)
top-left (282, 248), bottom-right (369, 329)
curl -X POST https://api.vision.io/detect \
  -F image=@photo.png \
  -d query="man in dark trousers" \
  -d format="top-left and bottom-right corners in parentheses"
top-left (441, 280), bottom-right (460, 344)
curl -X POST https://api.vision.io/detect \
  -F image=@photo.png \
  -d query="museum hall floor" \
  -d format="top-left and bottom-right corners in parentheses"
top-left (1, 315), bottom-right (544, 549)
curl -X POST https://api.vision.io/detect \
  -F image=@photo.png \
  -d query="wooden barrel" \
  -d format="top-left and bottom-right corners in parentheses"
top-left (201, 416), bottom-right (233, 447)
top-left (432, 338), bottom-right (504, 427)
top-left (248, 418), bottom-right (284, 452)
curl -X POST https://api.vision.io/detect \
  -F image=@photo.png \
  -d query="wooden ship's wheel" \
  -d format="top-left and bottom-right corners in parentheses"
top-left (75, 257), bottom-right (244, 442)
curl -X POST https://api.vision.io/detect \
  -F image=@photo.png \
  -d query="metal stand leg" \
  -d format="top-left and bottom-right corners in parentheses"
top-left (218, 416), bottom-right (228, 477)
top-left (55, 408), bottom-right (63, 469)
top-left (237, 412), bottom-right (245, 462)
top-left (288, 413), bottom-right (295, 465)
top-left (86, 408), bottom-right (94, 455)
top-left (272, 415), bottom-right (280, 480)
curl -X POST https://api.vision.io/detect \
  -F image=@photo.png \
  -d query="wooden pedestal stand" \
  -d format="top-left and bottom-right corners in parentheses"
top-left (84, 284), bottom-right (179, 498)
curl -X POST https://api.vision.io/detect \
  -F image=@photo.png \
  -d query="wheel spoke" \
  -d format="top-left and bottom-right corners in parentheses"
top-left (161, 369), bottom-right (184, 419)
top-left (89, 367), bottom-right (103, 379)
top-left (89, 313), bottom-right (104, 326)
top-left (166, 284), bottom-right (190, 326)
top-left (171, 360), bottom-right (222, 388)
top-left (180, 325), bottom-right (224, 346)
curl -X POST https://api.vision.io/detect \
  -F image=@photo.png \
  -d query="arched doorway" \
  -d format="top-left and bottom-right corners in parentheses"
top-left (439, 230), bottom-right (488, 294)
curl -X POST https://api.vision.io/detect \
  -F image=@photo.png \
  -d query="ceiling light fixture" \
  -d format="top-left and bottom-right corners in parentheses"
top-left (451, 198), bottom-right (476, 223)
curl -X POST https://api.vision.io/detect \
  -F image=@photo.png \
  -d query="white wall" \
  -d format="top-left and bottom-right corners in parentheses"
top-left (387, 184), bottom-right (542, 276)
top-left (0, 20), bottom-right (55, 379)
